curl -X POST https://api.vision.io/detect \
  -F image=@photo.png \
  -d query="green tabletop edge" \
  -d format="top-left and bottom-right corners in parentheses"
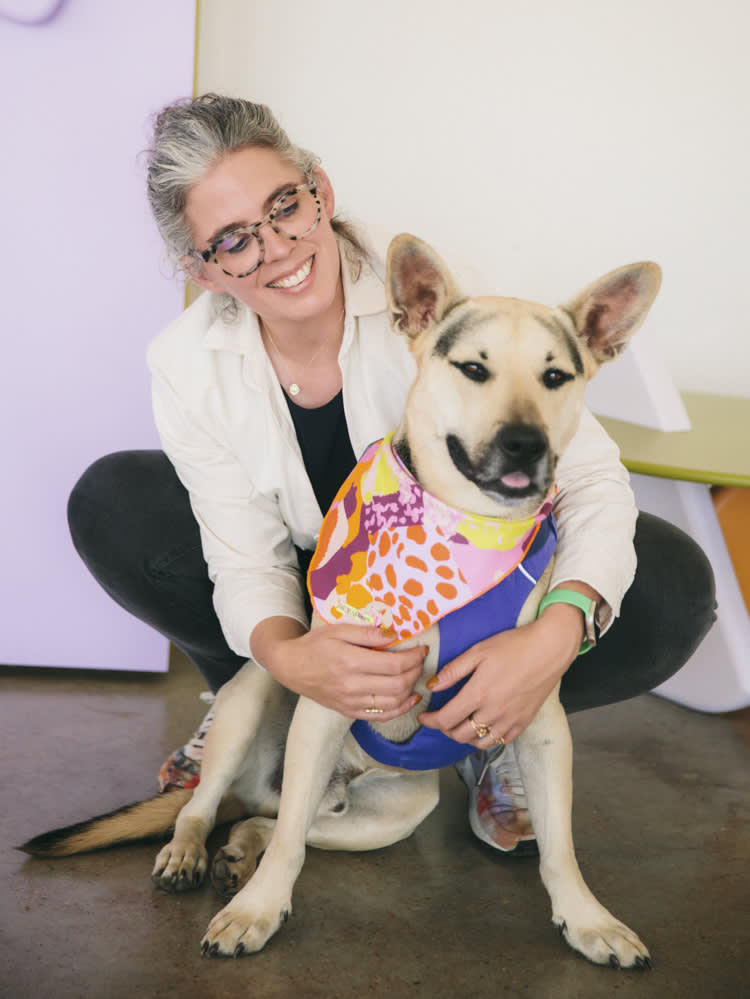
top-left (594, 392), bottom-right (750, 489)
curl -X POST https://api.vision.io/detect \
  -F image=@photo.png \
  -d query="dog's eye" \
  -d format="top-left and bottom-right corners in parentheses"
top-left (451, 360), bottom-right (490, 383)
top-left (542, 368), bottom-right (574, 390)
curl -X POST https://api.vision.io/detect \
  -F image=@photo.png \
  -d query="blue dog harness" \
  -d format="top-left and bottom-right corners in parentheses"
top-left (349, 514), bottom-right (557, 770)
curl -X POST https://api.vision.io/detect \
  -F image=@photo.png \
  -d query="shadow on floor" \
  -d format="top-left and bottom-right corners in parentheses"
top-left (2, 650), bottom-right (748, 999)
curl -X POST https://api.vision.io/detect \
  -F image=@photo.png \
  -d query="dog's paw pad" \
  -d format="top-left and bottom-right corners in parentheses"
top-left (210, 845), bottom-right (256, 898)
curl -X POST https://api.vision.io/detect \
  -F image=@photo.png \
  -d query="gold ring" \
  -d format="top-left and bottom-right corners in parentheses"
top-left (469, 716), bottom-right (492, 740)
top-left (493, 734), bottom-right (505, 747)
top-left (364, 694), bottom-right (384, 715)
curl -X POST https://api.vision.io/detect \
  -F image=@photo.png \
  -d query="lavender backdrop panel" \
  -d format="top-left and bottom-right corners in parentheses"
top-left (0, 0), bottom-right (196, 670)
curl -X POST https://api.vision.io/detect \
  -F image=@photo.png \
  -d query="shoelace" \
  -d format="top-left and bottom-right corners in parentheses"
top-left (476, 743), bottom-right (509, 785)
top-left (183, 692), bottom-right (216, 757)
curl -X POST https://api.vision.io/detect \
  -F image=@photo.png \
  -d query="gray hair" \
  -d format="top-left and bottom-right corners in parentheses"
top-left (146, 92), bottom-right (369, 280)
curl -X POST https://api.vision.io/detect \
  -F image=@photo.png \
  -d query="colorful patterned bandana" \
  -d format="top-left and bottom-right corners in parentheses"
top-left (308, 434), bottom-right (556, 643)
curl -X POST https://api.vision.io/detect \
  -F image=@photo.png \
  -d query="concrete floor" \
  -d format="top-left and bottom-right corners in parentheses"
top-left (2, 650), bottom-right (748, 999)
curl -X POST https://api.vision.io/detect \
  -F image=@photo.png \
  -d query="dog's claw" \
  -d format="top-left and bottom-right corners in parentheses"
top-left (635, 955), bottom-right (652, 970)
top-left (608, 953), bottom-right (621, 970)
top-left (282, 908), bottom-right (290, 924)
top-left (234, 943), bottom-right (245, 958)
top-left (557, 920), bottom-right (567, 937)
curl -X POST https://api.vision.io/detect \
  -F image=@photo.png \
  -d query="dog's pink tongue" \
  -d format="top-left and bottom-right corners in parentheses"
top-left (501, 472), bottom-right (531, 489)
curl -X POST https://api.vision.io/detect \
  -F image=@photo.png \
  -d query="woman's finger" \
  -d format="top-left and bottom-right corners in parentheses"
top-left (418, 680), bottom-right (481, 733)
top-left (349, 689), bottom-right (423, 722)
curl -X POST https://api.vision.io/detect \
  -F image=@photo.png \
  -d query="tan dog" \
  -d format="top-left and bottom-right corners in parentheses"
top-left (22, 235), bottom-right (661, 968)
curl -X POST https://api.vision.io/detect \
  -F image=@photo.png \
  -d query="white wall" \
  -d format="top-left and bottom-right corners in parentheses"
top-left (196, 0), bottom-right (749, 399)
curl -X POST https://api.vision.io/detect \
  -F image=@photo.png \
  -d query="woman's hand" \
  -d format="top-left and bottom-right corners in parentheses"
top-left (417, 600), bottom-right (587, 747)
top-left (250, 616), bottom-right (427, 721)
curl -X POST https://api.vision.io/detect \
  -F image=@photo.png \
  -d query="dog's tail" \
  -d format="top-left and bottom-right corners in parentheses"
top-left (18, 790), bottom-right (194, 858)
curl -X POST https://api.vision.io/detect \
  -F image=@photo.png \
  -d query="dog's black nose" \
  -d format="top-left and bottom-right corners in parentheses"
top-left (497, 423), bottom-right (547, 464)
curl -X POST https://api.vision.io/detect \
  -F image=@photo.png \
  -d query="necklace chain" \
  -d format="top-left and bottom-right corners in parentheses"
top-left (262, 308), bottom-right (345, 398)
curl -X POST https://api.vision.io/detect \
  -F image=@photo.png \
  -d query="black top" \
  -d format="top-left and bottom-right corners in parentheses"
top-left (285, 389), bottom-right (357, 517)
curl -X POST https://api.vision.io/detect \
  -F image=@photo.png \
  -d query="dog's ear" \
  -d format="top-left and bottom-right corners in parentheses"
top-left (564, 262), bottom-right (662, 365)
top-left (386, 234), bottom-right (463, 340)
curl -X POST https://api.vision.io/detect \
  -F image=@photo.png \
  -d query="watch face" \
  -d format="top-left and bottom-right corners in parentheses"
top-left (583, 602), bottom-right (598, 645)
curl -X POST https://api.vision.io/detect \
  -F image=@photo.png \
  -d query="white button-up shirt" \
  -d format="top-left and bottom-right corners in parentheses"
top-left (148, 226), bottom-right (636, 658)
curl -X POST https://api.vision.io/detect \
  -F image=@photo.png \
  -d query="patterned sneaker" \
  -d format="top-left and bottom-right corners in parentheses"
top-left (455, 742), bottom-right (538, 856)
top-left (158, 692), bottom-right (215, 793)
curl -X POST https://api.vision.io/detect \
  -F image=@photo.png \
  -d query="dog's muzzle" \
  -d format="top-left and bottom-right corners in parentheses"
top-left (446, 423), bottom-right (551, 501)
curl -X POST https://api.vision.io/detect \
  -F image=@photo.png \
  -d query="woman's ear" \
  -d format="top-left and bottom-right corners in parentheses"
top-left (312, 166), bottom-right (335, 219)
top-left (178, 253), bottom-right (225, 294)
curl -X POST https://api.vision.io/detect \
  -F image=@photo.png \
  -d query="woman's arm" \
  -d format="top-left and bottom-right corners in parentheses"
top-left (550, 407), bottom-right (638, 631)
top-left (150, 366), bottom-right (309, 655)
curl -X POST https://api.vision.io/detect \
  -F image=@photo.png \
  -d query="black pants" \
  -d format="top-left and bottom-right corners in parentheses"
top-left (68, 451), bottom-right (717, 705)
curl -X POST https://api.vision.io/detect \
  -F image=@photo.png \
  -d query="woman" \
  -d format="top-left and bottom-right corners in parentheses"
top-left (68, 94), bottom-right (715, 855)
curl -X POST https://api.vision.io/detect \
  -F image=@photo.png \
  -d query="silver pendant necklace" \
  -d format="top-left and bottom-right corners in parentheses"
top-left (262, 309), bottom-right (345, 398)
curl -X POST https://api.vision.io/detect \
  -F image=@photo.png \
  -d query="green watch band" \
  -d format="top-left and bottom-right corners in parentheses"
top-left (537, 588), bottom-right (598, 655)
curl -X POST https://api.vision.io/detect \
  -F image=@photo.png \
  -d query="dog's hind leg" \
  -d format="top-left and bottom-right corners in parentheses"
top-left (201, 696), bottom-right (353, 956)
top-left (211, 817), bottom-right (276, 898)
top-left (304, 768), bottom-right (439, 851)
top-left (515, 690), bottom-right (650, 969)
top-left (210, 760), bottom-right (438, 900)
top-left (152, 663), bottom-right (283, 893)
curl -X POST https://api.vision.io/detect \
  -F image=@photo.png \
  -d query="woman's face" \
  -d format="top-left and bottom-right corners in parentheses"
top-left (183, 146), bottom-right (342, 325)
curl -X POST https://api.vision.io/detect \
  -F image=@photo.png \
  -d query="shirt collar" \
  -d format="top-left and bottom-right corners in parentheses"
top-left (201, 294), bottom-right (262, 357)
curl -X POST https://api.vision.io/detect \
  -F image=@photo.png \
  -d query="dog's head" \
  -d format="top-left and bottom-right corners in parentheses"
top-left (386, 234), bottom-right (661, 518)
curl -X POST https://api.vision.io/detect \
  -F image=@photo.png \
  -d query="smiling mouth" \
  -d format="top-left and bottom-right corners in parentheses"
top-left (268, 256), bottom-right (313, 289)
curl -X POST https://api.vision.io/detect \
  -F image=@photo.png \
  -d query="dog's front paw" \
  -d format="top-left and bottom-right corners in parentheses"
top-left (201, 894), bottom-right (291, 957)
top-left (554, 903), bottom-right (651, 969)
top-left (152, 839), bottom-right (208, 892)
top-left (210, 844), bottom-right (257, 898)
